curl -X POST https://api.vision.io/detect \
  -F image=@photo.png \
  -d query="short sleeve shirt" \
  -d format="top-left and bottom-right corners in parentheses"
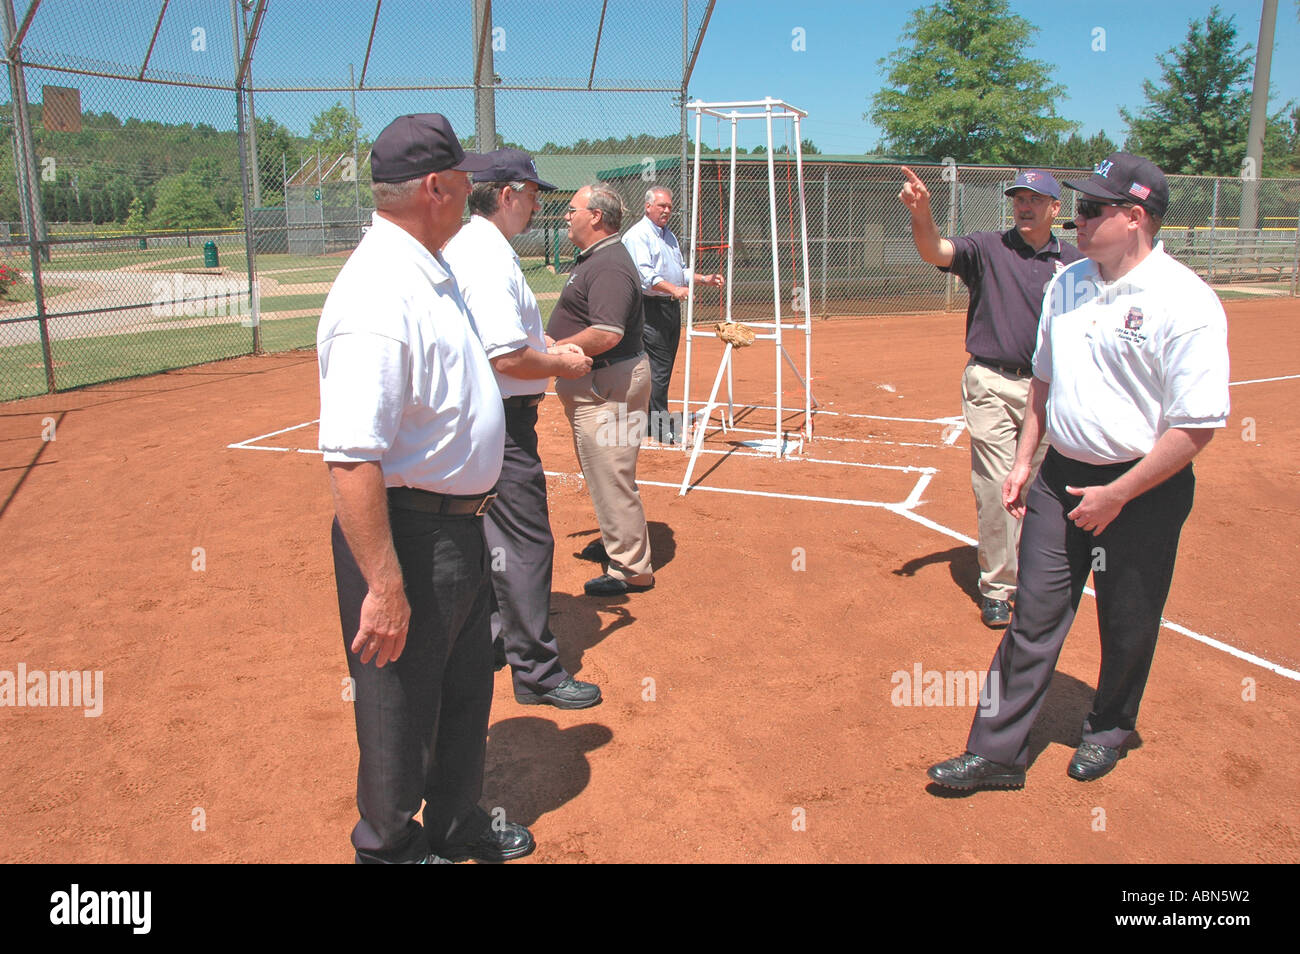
top-left (545, 235), bottom-right (645, 362)
top-left (317, 213), bottom-right (505, 494)
top-left (942, 228), bottom-right (1083, 367)
top-left (443, 215), bottom-right (549, 398)
top-left (1034, 243), bottom-right (1230, 465)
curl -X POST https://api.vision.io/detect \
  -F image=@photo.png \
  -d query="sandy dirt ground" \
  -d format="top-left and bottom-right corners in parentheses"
top-left (1, 300), bottom-right (1296, 863)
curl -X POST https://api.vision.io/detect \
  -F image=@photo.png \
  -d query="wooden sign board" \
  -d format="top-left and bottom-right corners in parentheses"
top-left (42, 85), bottom-right (82, 133)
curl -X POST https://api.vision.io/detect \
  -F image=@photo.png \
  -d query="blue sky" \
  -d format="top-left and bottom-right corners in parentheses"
top-left (689, 0), bottom-right (1300, 154)
top-left (17, 0), bottom-right (1300, 164)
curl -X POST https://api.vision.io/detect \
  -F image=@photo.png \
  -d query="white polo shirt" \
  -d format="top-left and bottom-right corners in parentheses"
top-left (622, 214), bottom-right (690, 296)
top-left (317, 213), bottom-right (504, 494)
top-left (443, 214), bottom-right (549, 398)
top-left (1034, 243), bottom-right (1229, 466)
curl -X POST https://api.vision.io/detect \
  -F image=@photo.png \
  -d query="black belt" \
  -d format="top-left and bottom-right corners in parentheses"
top-left (971, 356), bottom-right (1031, 378)
top-left (591, 350), bottom-right (644, 371)
top-left (387, 486), bottom-right (496, 517)
top-left (502, 393), bottom-right (544, 409)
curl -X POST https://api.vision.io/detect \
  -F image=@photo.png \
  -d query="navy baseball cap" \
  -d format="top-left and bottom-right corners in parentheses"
top-left (370, 113), bottom-right (493, 183)
top-left (1064, 152), bottom-right (1168, 217)
top-left (1004, 170), bottom-right (1060, 199)
top-left (472, 148), bottom-right (556, 191)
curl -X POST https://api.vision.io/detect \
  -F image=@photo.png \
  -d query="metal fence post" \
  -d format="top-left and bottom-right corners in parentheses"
top-left (1208, 179), bottom-right (1219, 281)
top-left (945, 167), bottom-right (957, 312)
top-left (820, 167), bottom-right (827, 317)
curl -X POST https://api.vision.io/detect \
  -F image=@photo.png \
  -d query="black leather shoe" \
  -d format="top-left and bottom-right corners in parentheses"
top-left (516, 675), bottom-right (603, 709)
top-left (577, 540), bottom-right (608, 563)
top-left (584, 573), bottom-right (654, 596)
top-left (1067, 742), bottom-right (1122, 781)
top-left (443, 821), bottom-right (535, 863)
top-left (927, 752), bottom-right (1025, 791)
top-left (980, 598), bottom-right (1011, 628)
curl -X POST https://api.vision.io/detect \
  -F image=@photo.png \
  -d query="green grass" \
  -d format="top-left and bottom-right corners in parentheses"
top-left (259, 293), bottom-right (327, 312)
top-left (0, 315), bottom-right (320, 402)
top-left (36, 248), bottom-right (229, 272)
top-left (0, 284), bottom-right (75, 305)
top-left (261, 266), bottom-right (344, 285)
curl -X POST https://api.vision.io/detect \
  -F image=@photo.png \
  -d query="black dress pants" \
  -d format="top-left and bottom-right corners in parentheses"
top-left (967, 447), bottom-right (1195, 767)
top-left (332, 509), bottom-right (494, 863)
top-left (485, 402), bottom-right (567, 695)
top-left (641, 295), bottom-right (682, 442)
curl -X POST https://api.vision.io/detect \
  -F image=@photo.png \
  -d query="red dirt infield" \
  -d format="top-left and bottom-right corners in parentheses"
top-left (1, 298), bottom-right (1297, 863)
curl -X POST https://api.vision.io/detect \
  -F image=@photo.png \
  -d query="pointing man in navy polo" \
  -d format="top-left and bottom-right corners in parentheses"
top-left (900, 166), bottom-right (1083, 628)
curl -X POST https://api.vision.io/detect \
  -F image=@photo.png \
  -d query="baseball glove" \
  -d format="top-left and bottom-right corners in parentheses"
top-left (715, 321), bottom-right (756, 348)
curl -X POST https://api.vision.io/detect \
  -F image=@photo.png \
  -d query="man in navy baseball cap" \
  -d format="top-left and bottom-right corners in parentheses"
top-left (370, 113), bottom-right (494, 182)
top-left (471, 148), bottom-right (556, 191)
top-left (1064, 152), bottom-right (1169, 218)
top-left (1003, 169), bottom-right (1061, 200)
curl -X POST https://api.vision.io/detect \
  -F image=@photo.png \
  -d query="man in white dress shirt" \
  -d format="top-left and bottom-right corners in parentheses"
top-left (317, 114), bottom-right (534, 863)
top-left (444, 149), bottom-right (601, 710)
top-left (622, 186), bottom-right (724, 444)
top-left (927, 153), bottom-right (1229, 791)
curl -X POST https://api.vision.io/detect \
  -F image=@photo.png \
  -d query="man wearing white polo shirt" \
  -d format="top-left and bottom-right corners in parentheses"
top-left (928, 152), bottom-right (1229, 790)
top-left (318, 114), bottom-right (533, 862)
top-left (444, 148), bottom-right (601, 710)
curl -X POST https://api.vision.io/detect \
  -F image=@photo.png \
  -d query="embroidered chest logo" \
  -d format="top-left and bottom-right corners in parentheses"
top-left (1115, 306), bottom-right (1149, 345)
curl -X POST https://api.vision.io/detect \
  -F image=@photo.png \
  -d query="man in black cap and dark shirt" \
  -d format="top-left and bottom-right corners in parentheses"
top-left (927, 152), bottom-right (1229, 790)
top-left (318, 114), bottom-right (534, 863)
top-left (899, 166), bottom-right (1083, 628)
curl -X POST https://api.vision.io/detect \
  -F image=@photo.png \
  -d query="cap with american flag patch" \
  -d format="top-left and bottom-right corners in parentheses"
top-left (1063, 152), bottom-right (1167, 217)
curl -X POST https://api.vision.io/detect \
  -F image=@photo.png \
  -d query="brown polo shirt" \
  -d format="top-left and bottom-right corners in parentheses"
top-left (546, 235), bottom-right (644, 363)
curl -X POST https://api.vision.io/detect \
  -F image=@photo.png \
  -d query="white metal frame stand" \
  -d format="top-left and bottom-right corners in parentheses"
top-left (678, 97), bottom-right (817, 495)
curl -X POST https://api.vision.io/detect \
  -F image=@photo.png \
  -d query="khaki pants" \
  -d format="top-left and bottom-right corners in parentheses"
top-left (961, 360), bottom-right (1046, 602)
top-left (556, 354), bottom-right (654, 584)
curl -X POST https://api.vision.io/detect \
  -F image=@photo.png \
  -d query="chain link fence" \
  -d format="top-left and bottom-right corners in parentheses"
top-left (4, 1), bottom-right (1296, 403)
top-left (2, 0), bottom-right (711, 401)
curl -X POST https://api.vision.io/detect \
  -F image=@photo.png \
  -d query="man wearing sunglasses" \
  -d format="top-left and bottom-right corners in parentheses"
top-left (900, 166), bottom-right (1083, 629)
top-left (928, 152), bottom-right (1229, 790)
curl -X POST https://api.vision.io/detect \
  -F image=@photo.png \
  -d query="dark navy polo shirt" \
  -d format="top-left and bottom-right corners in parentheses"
top-left (940, 228), bottom-right (1083, 368)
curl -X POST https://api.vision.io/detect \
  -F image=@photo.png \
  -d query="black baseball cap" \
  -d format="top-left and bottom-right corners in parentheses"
top-left (370, 113), bottom-right (493, 183)
top-left (1064, 152), bottom-right (1168, 217)
top-left (472, 148), bottom-right (556, 191)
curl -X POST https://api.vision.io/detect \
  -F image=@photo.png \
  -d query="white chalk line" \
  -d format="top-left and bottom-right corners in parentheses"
top-left (546, 470), bottom-right (899, 509)
top-left (888, 504), bottom-right (1300, 682)
top-left (1229, 373), bottom-right (1300, 387)
top-left (227, 418), bottom-right (318, 448)
top-left (639, 442), bottom-right (932, 474)
top-left (233, 410), bottom-right (1294, 681)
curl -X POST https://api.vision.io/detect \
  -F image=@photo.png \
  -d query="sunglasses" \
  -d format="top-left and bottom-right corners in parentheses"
top-left (1075, 198), bottom-right (1132, 219)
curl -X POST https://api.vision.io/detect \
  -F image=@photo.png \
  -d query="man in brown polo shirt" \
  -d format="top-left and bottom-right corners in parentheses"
top-left (547, 183), bottom-right (654, 597)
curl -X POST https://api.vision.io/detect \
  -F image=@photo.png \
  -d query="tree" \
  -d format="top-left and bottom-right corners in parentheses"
top-left (1120, 7), bottom-right (1259, 175)
top-left (869, 0), bottom-right (1075, 163)
top-left (309, 102), bottom-right (362, 159)
top-left (1035, 130), bottom-right (1120, 169)
top-left (150, 173), bottom-right (224, 229)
